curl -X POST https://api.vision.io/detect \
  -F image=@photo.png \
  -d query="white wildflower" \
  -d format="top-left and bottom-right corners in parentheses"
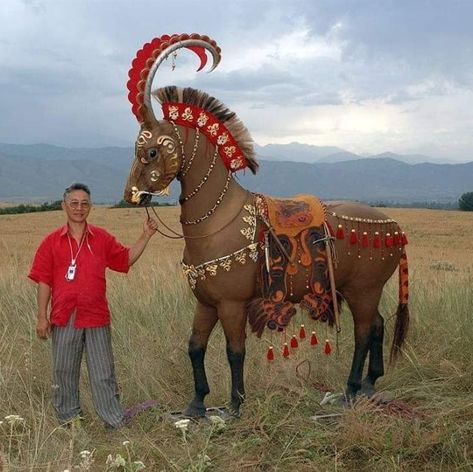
top-left (122, 440), bottom-right (131, 446)
top-left (78, 449), bottom-right (94, 470)
top-left (5, 414), bottom-right (24, 425)
top-left (209, 415), bottom-right (226, 432)
top-left (106, 453), bottom-right (126, 468)
top-left (174, 418), bottom-right (190, 432)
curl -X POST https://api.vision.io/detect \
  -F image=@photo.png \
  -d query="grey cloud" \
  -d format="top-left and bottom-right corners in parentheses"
top-left (0, 0), bottom-right (472, 160)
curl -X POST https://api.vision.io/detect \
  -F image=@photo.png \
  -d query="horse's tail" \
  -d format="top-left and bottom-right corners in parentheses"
top-left (390, 249), bottom-right (410, 363)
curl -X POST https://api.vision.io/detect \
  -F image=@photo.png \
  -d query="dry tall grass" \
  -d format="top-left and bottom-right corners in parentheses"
top-left (0, 206), bottom-right (472, 471)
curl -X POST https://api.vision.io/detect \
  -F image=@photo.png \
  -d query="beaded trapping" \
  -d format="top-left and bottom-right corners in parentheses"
top-left (328, 210), bottom-right (408, 260)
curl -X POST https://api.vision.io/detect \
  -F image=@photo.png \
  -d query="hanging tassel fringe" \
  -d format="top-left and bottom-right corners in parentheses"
top-left (336, 224), bottom-right (344, 239)
top-left (401, 232), bottom-right (408, 245)
top-left (349, 229), bottom-right (358, 244)
top-left (310, 331), bottom-right (318, 346)
top-left (373, 231), bottom-right (381, 248)
top-left (299, 324), bottom-right (306, 339)
top-left (290, 335), bottom-right (299, 349)
top-left (393, 231), bottom-right (400, 246)
top-left (266, 346), bottom-right (274, 361)
top-left (324, 339), bottom-right (332, 355)
top-left (282, 343), bottom-right (290, 358)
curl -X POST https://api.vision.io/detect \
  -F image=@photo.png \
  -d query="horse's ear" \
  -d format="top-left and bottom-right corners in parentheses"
top-left (138, 103), bottom-right (158, 130)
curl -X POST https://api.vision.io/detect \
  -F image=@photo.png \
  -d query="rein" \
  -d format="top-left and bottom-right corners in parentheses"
top-left (144, 191), bottom-right (251, 240)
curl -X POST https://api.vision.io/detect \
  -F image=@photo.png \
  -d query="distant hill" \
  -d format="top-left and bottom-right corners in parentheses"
top-left (255, 142), bottom-right (346, 163)
top-left (239, 158), bottom-right (473, 203)
top-left (0, 143), bottom-right (472, 204)
top-left (255, 142), bottom-right (466, 165)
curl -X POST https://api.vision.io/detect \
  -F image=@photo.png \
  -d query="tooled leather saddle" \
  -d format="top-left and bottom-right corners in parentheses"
top-left (248, 194), bottom-right (335, 337)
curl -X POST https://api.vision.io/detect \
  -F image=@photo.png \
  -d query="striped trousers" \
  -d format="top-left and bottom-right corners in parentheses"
top-left (51, 313), bottom-right (125, 428)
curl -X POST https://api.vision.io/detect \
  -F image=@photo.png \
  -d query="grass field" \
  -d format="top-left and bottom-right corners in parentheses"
top-left (1, 205), bottom-right (472, 471)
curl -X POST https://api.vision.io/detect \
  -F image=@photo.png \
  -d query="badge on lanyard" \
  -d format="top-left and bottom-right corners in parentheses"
top-left (66, 263), bottom-right (77, 281)
top-left (66, 231), bottom-right (86, 282)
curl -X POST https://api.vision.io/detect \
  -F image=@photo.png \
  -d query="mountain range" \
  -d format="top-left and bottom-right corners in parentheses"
top-left (0, 142), bottom-right (472, 205)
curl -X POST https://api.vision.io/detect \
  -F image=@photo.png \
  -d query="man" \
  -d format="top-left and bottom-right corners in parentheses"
top-left (28, 182), bottom-right (158, 428)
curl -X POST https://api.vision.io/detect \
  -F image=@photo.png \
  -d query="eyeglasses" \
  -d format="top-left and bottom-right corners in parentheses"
top-left (66, 200), bottom-right (91, 209)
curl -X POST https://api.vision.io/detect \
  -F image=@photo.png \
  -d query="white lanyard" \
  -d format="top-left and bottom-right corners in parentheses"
top-left (65, 231), bottom-right (86, 281)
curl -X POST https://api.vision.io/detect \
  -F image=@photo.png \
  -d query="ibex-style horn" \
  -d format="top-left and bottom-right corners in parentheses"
top-left (127, 33), bottom-right (221, 124)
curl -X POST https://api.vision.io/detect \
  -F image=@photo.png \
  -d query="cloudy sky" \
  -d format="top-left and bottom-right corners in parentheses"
top-left (1, 0), bottom-right (473, 161)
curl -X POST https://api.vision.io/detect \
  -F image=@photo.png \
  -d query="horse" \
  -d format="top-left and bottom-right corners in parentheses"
top-left (123, 33), bottom-right (409, 417)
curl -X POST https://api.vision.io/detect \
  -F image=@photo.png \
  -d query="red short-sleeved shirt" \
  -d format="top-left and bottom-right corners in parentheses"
top-left (28, 224), bottom-right (130, 328)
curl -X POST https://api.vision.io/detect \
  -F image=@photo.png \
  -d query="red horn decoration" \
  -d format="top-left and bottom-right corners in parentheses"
top-left (127, 33), bottom-right (221, 123)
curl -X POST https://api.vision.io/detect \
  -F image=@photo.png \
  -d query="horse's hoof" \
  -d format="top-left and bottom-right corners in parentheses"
top-left (184, 404), bottom-right (206, 418)
top-left (225, 404), bottom-right (240, 419)
top-left (336, 395), bottom-right (353, 408)
top-left (360, 383), bottom-right (376, 398)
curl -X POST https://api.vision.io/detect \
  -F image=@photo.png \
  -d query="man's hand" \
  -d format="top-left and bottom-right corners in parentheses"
top-left (36, 317), bottom-right (51, 340)
top-left (129, 218), bottom-right (159, 266)
top-left (143, 217), bottom-right (158, 237)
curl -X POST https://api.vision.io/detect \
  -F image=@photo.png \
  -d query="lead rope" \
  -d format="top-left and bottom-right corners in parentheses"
top-left (145, 206), bottom-right (183, 239)
top-left (144, 191), bottom-right (251, 240)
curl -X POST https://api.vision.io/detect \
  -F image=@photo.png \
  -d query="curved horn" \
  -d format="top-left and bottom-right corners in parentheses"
top-left (127, 33), bottom-right (221, 124)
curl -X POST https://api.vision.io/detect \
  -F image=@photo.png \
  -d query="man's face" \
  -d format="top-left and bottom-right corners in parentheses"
top-left (62, 190), bottom-right (92, 224)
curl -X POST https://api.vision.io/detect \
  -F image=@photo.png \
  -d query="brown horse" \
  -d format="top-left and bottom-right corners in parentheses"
top-left (123, 34), bottom-right (409, 417)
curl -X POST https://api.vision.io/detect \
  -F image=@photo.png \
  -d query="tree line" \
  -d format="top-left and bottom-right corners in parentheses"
top-left (1, 194), bottom-right (472, 215)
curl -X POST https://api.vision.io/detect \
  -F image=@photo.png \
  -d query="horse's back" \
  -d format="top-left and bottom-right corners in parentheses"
top-left (326, 200), bottom-right (391, 220)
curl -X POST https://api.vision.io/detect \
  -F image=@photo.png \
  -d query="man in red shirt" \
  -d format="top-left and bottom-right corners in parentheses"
top-left (28, 182), bottom-right (158, 428)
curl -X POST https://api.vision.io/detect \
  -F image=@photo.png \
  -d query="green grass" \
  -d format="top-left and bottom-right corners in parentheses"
top-left (1, 260), bottom-right (473, 471)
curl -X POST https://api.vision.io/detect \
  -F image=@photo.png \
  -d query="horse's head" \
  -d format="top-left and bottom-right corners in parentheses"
top-left (123, 34), bottom-right (221, 205)
top-left (125, 120), bottom-right (181, 205)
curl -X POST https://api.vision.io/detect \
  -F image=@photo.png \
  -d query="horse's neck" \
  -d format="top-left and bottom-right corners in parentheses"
top-left (178, 133), bottom-right (249, 241)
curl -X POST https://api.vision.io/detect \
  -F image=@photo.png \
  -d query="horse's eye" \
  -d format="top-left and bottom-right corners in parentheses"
top-left (148, 148), bottom-right (158, 160)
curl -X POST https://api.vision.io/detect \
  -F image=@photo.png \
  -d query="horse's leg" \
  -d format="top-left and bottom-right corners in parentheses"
top-left (361, 312), bottom-right (384, 397)
top-left (345, 289), bottom-right (383, 399)
top-left (218, 301), bottom-right (247, 417)
top-left (184, 301), bottom-right (218, 417)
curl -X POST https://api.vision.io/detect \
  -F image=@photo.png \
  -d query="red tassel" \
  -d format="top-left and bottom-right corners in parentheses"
top-left (349, 229), bottom-right (357, 244)
top-left (282, 343), bottom-right (290, 358)
top-left (266, 346), bottom-right (274, 361)
top-left (336, 224), bottom-right (344, 240)
top-left (401, 232), bottom-right (408, 245)
top-left (362, 231), bottom-right (369, 247)
top-left (290, 335), bottom-right (299, 349)
top-left (310, 331), bottom-right (318, 346)
top-left (393, 231), bottom-right (400, 246)
top-left (299, 324), bottom-right (306, 339)
top-left (324, 339), bottom-right (332, 355)
top-left (373, 231), bottom-right (381, 248)
top-left (385, 232), bottom-right (393, 247)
